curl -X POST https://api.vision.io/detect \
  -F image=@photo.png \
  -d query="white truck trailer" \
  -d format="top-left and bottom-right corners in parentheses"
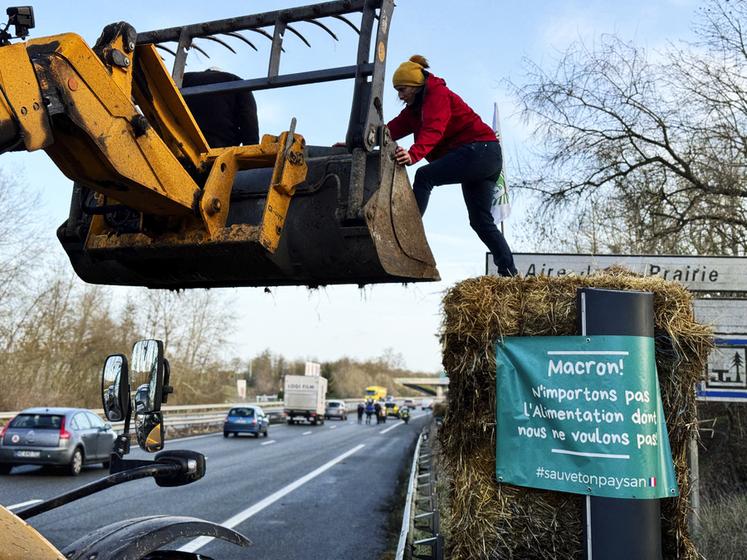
top-left (283, 374), bottom-right (328, 425)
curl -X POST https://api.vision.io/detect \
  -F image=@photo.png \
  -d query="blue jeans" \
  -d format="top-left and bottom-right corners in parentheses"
top-left (412, 141), bottom-right (517, 276)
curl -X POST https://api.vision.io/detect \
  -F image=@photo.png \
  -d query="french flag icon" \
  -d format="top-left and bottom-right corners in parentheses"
top-left (648, 477), bottom-right (657, 487)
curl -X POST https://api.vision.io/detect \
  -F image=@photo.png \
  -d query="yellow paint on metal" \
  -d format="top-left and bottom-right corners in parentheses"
top-left (2, 31), bottom-right (310, 257)
top-left (27, 34), bottom-right (199, 216)
top-left (27, 34), bottom-right (133, 116)
top-left (259, 130), bottom-right (307, 252)
top-left (0, 506), bottom-right (65, 560)
top-left (0, 42), bottom-right (52, 151)
top-left (0, 89), bottom-right (19, 150)
top-left (133, 44), bottom-right (209, 171)
top-left (200, 148), bottom-right (238, 237)
top-left (95, 28), bottom-right (134, 99)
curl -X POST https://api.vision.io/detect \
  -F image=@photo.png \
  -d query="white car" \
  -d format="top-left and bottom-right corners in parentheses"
top-left (324, 400), bottom-right (347, 420)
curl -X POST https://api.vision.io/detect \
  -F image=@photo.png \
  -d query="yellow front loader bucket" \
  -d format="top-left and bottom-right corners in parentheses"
top-left (58, 141), bottom-right (439, 288)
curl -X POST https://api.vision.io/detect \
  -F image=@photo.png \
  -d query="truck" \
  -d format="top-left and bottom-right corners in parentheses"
top-left (365, 385), bottom-right (387, 402)
top-left (284, 374), bottom-right (328, 425)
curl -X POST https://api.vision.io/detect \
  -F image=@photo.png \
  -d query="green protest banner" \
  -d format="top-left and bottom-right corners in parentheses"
top-left (495, 335), bottom-right (678, 499)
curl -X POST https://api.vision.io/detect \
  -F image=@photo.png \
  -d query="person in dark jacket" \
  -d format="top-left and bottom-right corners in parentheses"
top-left (182, 68), bottom-right (259, 148)
top-left (386, 55), bottom-right (517, 277)
top-left (357, 402), bottom-right (365, 424)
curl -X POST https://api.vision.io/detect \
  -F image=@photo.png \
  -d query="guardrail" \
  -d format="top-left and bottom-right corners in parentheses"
top-left (0, 399), bottom-right (369, 429)
top-left (396, 427), bottom-right (443, 560)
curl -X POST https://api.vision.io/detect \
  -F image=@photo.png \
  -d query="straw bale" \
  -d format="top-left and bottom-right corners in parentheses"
top-left (439, 271), bottom-right (712, 559)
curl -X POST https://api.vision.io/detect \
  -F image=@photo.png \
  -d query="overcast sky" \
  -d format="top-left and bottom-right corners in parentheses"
top-left (4, 1), bottom-right (699, 372)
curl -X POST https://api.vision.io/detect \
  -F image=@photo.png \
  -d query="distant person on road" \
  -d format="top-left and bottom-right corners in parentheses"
top-left (374, 401), bottom-right (383, 424)
top-left (182, 68), bottom-right (259, 148)
top-left (357, 402), bottom-right (365, 424)
top-left (365, 400), bottom-right (374, 424)
top-left (386, 55), bottom-right (517, 277)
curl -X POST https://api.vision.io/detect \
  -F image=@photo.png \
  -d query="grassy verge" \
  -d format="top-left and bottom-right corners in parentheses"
top-left (695, 491), bottom-right (747, 560)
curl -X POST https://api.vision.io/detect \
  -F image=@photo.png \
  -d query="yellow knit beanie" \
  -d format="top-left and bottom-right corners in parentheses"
top-left (392, 55), bottom-right (429, 88)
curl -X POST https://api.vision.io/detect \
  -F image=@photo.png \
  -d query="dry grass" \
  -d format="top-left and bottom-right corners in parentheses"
top-left (438, 271), bottom-right (712, 559)
top-left (695, 491), bottom-right (747, 560)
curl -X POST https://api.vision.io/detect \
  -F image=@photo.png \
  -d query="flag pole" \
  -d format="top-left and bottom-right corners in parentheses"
top-left (492, 102), bottom-right (508, 235)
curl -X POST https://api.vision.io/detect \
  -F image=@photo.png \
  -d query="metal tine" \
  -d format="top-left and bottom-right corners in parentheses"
top-left (190, 43), bottom-right (210, 58)
top-left (199, 35), bottom-right (237, 54)
top-left (285, 24), bottom-right (311, 48)
top-left (302, 18), bottom-right (339, 41)
top-left (155, 44), bottom-right (177, 57)
top-left (331, 14), bottom-right (360, 35)
top-left (224, 31), bottom-right (258, 51)
top-left (247, 27), bottom-right (285, 52)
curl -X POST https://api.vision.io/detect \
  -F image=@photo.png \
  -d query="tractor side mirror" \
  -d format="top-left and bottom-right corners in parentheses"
top-left (101, 354), bottom-right (129, 422)
top-left (131, 339), bottom-right (165, 452)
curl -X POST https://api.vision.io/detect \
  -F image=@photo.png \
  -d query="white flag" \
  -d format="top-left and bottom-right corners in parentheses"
top-left (490, 103), bottom-right (511, 223)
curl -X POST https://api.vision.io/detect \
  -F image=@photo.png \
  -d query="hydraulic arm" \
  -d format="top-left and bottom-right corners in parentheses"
top-left (0, 23), bottom-right (306, 254)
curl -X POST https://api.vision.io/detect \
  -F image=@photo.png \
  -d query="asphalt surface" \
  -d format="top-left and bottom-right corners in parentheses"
top-left (0, 411), bottom-right (430, 559)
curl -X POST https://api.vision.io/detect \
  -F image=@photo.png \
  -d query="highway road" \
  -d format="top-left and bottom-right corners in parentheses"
top-left (0, 411), bottom-right (430, 559)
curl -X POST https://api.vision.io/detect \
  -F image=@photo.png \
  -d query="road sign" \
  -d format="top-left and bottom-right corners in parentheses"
top-left (486, 253), bottom-right (747, 292)
top-left (693, 299), bottom-right (747, 334)
top-left (697, 337), bottom-right (747, 402)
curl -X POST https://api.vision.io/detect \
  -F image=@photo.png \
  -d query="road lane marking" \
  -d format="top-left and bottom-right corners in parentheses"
top-left (302, 431), bottom-right (312, 435)
top-left (171, 432), bottom-right (220, 443)
top-left (380, 421), bottom-right (404, 434)
top-left (261, 440), bottom-right (276, 446)
top-left (6, 499), bottom-right (43, 510)
top-left (329, 425), bottom-right (337, 430)
top-left (178, 443), bottom-right (366, 553)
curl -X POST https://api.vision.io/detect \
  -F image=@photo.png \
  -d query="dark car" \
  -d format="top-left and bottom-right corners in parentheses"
top-left (324, 400), bottom-right (347, 420)
top-left (0, 407), bottom-right (116, 476)
top-left (265, 408), bottom-right (287, 425)
top-left (223, 406), bottom-right (269, 438)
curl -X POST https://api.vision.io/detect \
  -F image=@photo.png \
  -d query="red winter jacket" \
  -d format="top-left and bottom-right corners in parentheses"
top-left (386, 74), bottom-right (497, 164)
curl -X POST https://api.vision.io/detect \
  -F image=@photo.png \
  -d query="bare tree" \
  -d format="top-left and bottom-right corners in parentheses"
top-left (511, 0), bottom-right (747, 254)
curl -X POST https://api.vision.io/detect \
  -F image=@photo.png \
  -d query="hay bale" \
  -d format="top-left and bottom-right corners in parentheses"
top-left (439, 271), bottom-right (712, 560)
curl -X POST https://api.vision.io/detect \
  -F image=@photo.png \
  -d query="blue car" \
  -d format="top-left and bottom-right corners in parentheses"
top-left (223, 406), bottom-right (269, 438)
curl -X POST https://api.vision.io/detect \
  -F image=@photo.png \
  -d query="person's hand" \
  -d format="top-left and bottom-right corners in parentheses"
top-left (394, 146), bottom-right (412, 165)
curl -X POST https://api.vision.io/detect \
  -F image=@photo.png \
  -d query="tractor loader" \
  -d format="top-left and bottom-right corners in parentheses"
top-left (0, 0), bottom-right (439, 289)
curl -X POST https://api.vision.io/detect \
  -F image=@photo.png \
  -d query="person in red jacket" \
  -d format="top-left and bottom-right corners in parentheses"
top-left (387, 55), bottom-right (517, 277)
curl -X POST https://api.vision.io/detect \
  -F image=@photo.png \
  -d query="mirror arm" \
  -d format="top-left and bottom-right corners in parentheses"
top-left (111, 434), bottom-right (131, 460)
top-left (110, 453), bottom-right (154, 474)
top-left (15, 462), bottom-right (181, 520)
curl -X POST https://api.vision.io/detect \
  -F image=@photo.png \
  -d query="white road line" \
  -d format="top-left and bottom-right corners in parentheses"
top-left (302, 431), bottom-right (312, 436)
top-left (329, 425), bottom-right (337, 430)
top-left (260, 440), bottom-right (276, 446)
top-left (178, 444), bottom-right (366, 553)
top-left (6, 499), bottom-right (43, 510)
top-left (380, 422), bottom-right (404, 434)
top-left (171, 432), bottom-right (220, 443)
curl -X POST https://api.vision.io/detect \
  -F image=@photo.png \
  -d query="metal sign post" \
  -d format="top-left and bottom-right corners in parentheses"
top-left (577, 288), bottom-right (663, 560)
